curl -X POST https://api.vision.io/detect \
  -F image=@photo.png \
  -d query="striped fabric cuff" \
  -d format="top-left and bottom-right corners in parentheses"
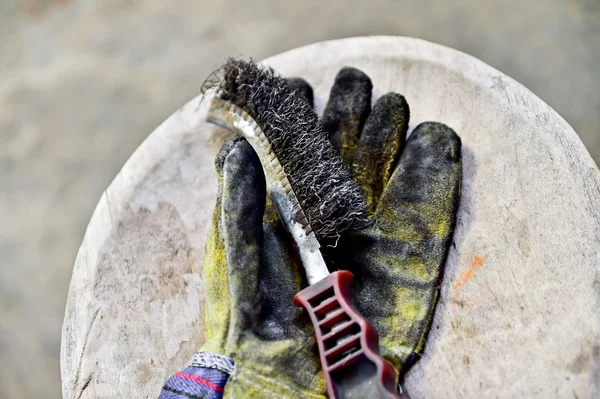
top-left (158, 353), bottom-right (234, 399)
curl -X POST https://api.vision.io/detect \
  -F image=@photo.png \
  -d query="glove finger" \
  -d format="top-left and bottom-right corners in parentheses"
top-left (202, 137), bottom-right (246, 352)
top-left (322, 67), bottom-right (372, 166)
top-left (372, 122), bottom-right (461, 360)
top-left (330, 123), bottom-right (460, 368)
top-left (221, 137), bottom-right (267, 348)
top-left (286, 77), bottom-right (314, 106)
top-left (352, 93), bottom-right (410, 215)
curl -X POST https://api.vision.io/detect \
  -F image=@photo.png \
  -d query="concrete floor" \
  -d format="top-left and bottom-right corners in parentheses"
top-left (0, 0), bottom-right (598, 397)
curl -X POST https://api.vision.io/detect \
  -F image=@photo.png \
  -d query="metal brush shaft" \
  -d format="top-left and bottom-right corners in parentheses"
top-left (207, 97), bottom-right (329, 285)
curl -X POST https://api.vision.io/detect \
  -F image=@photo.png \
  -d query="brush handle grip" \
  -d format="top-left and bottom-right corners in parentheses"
top-left (294, 271), bottom-right (402, 399)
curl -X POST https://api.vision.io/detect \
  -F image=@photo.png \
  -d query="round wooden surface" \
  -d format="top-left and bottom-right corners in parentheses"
top-left (61, 36), bottom-right (600, 398)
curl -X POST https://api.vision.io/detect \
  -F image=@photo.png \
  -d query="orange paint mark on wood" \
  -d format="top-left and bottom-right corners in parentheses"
top-left (451, 254), bottom-right (490, 310)
top-left (473, 254), bottom-right (488, 269)
top-left (452, 254), bottom-right (488, 292)
top-left (453, 269), bottom-right (475, 291)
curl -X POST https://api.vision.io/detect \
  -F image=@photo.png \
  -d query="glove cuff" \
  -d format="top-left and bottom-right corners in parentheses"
top-left (191, 352), bottom-right (235, 374)
top-left (158, 352), bottom-right (234, 399)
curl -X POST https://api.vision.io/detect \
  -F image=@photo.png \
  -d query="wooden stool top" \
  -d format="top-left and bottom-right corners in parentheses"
top-left (61, 37), bottom-right (600, 398)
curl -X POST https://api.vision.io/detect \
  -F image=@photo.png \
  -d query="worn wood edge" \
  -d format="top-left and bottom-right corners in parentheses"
top-left (59, 95), bottom-right (216, 398)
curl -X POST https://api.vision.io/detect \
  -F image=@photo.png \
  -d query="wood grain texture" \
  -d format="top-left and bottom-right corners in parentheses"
top-left (61, 36), bottom-right (600, 398)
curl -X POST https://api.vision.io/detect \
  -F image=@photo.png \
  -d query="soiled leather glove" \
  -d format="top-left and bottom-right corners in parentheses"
top-left (294, 68), bottom-right (462, 373)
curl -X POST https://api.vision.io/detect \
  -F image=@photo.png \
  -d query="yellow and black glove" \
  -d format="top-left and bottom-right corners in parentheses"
top-left (159, 67), bottom-right (461, 399)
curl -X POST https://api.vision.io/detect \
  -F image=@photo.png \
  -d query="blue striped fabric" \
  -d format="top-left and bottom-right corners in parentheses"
top-left (158, 364), bottom-right (230, 399)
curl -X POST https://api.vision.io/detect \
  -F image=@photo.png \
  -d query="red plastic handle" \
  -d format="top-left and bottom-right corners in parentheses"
top-left (294, 271), bottom-right (401, 399)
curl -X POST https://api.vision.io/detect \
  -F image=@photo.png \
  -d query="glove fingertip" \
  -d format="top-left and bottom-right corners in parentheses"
top-left (286, 77), bottom-right (314, 106)
top-left (375, 92), bottom-right (410, 123)
top-left (334, 67), bottom-right (373, 91)
top-left (222, 138), bottom-right (266, 208)
top-left (408, 122), bottom-right (462, 162)
top-left (216, 136), bottom-right (247, 175)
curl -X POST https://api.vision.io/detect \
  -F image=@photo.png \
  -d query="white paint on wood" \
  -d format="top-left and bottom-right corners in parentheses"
top-left (61, 36), bottom-right (600, 398)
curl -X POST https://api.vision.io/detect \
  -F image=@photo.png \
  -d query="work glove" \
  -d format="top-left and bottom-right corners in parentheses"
top-left (159, 67), bottom-right (461, 399)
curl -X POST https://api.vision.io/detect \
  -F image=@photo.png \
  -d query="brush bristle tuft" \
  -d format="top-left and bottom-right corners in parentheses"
top-left (210, 58), bottom-right (370, 241)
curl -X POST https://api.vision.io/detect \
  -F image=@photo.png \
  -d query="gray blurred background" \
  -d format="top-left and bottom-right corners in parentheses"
top-left (0, 0), bottom-right (598, 397)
